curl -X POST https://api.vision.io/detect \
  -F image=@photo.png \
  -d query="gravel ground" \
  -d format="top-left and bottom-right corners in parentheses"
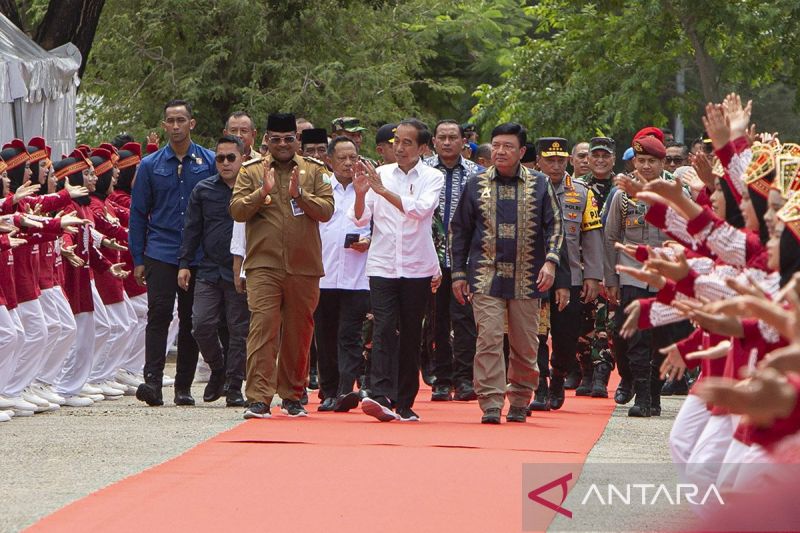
top-left (1, 366), bottom-right (689, 533)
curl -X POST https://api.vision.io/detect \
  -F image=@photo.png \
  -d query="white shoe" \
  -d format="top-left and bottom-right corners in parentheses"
top-left (94, 382), bottom-right (124, 398)
top-left (195, 359), bottom-right (211, 383)
top-left (162, 375), bottom-right (175, 387)
top-left (104, 380), bottom-right (128, 392)
top-left (12, 408), bottom-right (34, 417)
top-left (0, 411), bottom-right (10, 422)
top-left (81, 383), bottom-right (104, 395)
top-left (22, 387), bottom-right (52, 409)
top-left (63, 395), bottom-right (93, 407)
top-left (0, 395), bottom-right (15, 409)
top-left (36, 402), bottom-right (59, 413)
top-left (115, 369), bottom-right (143, 388)
top-left (79, 392), bottom-right (105, 402)
top-left (32, 383), bottom-right (66, 405)
top-left (123, 385), bottom-right (138, 396)
top-left (2, 409), bottom-right (15, 419)
top-left (8, 396), bottom-right (38, 412)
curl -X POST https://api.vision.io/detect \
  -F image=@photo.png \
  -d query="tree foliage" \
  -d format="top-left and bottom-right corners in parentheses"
top-left (78, 0), bottom-right (532, 149)
top-left (473, 0), bottom-right (800, 143)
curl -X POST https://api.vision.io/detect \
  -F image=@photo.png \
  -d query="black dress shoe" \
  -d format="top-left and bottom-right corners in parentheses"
top-left (628, 404), bottom-right (651, 417)
top-left (564, 371), bottom-right (581, 390)
top-left (454, 383), bottom-right (478, 401)
top-left (300, 389), bottom-right (309, 405)
top-left (548, 375), bottom-right (565, 410)
top-left (174, 389), bottom-right (195, 406)
top-left (481, 407), bottom-right (501, 424)
top-left (431, 384), bottom-right (452, 401)
top-left (506, 405), bottom-right (527, 423)
top-left (318, 397), bottom-right (336, 412)
top-left (226, 388), bottom-right (245, 407)
top-left (203, 368), bottom-right (226, 402)
top-left (136, 382), bottom-right (163, 406)
top-left (614, 379), bottom-right (634, 405)
top-left (333, 391), bottom-right (361, 412)
top-left (308, 369), bottom-right (320, 390)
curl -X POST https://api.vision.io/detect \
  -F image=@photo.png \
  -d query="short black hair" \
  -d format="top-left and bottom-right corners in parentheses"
top-left (111, 134), bottom-right (134, 149)
top-left (397, 118), bottom-right (431, 146)
top-left (490, 122), bottom-right (527, 147)
top-left (164, 99), bottom-right (193, 118)
top-left (665, 141), bottom-right (688, 156)
top-left (216, 134), bottom-right (244, 154)
top-left (327, 136), bottom-right (357, 157)
top-left (433, 119), bottom-right (464, 138)
top-left (227, 111), bottom-right (255, 130)
top-left (475, 143), bottom-right (492, 160)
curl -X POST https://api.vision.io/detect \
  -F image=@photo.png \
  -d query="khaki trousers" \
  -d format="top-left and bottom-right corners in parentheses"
top-left (244, 267), bottom-right (319, 404)
top-left (472, 294), bottom-right (540, 411)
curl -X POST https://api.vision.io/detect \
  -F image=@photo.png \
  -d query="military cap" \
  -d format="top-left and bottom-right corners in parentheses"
top-left (331, 117), bottom-right (366, 133)
top-left (537, 137), bottom-right (569, 157)
top-left (589, 137), bottom-right (615, 153)
top-left (375, 123), bottom-right (397, 145)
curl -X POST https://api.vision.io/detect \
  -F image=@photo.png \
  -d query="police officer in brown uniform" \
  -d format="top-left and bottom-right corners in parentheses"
top-left (230, 113), bottom-right (334, 419)
top-left (533, 138), bottom-right (604, 411)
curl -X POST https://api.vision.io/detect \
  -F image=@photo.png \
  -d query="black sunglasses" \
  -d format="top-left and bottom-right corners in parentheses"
top-left (664, 156), bottom-right (685, 164)
top-left (215, 153), bottom-right (238, 163)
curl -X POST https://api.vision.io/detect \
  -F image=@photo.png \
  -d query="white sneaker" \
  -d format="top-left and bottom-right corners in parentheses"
top-left (163, 376), bottom-right (175, 387)
top-left (32, 383), bottom-right (66, 405)
top-left (81, 383), bottom-right (104, 395)
top-left (12, 408), bottom-right (34, 417)
top-left (63, 395), bottom-right (93, 407)
top-left (79, 392), bottom-right (105, 402)
top-left (0, 395), bottom-right (15, 409)
top-left (93, 382), bottom-right (123, 399)
top-left (37, 402), bottom-right (59, 413)
top-left (22, 387), bottom-right (51, 409)
top-left (115, 369), bottom-right (143, 388)
top-left (0, 411), bottom-right (10, 422)
top-left (8, 396), bottom-right (38, 412)
top-left (123, 385), bottom-right (138, 396)
top-left (195, 359), bottom-right (211, 383)
top-left (2, 409), bottom-right (15, 419)
top-left (104, 380), bottom-right (127, 392)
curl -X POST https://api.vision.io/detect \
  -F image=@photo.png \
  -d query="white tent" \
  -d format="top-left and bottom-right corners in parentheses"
top-left (0, 13), bottom-right (81, 157)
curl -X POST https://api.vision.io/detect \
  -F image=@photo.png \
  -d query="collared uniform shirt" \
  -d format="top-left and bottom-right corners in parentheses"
top-left (424, 154), bottom-right (482, 268)
top-left (450, 165), bottom-right (563, 300)
top-left (319, 175), bottom-right (370, 290)
top-left (349, 159), bottom-right (444, 279)
top-left (179, 174), bottom-right (237, 283)
top-left (551, 173), bottom-right (603, 286)
top-left (129, 141), bottom-right (216, 266)
top-left (230, 153), bottom-right (334, 276)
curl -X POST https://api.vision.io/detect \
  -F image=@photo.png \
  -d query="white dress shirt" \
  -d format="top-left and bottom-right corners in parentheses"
top-left (320, 176), bottom-right (371, 290)
top-left (348, 158), bottom-right (444, 279)
top-left (230, 221), bottom-right (246, 279)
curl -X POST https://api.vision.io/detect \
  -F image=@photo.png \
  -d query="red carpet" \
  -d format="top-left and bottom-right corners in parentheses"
top-left (29, 378), bottom-right (619, 533)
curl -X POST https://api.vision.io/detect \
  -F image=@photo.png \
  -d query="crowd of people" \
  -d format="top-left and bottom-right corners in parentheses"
top-left (2, 92), bottom-right (800, 508)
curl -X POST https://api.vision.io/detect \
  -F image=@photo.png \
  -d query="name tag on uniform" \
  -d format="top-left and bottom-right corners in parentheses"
top-left (290, 198), bottom-right (305, 216)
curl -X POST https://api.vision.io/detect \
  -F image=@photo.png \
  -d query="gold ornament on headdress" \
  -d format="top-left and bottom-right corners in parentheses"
top-left (743, 142), bottom-right (775, 184)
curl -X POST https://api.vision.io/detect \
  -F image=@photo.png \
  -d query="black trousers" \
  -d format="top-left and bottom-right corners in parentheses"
top-left (143, 257), bottom-right (198, 390)
top-left (431, 268), bottom-right (477, 387)
top-left (549, 285), bottom-right (583, 376)
top-left (314, 289), bottom-right (370, 399)
top-left (191, 278), bottom-right (249, 389)
top-left (369, 276), bottom-right (431, 409)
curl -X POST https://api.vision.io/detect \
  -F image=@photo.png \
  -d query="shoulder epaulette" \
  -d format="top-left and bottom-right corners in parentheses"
top-left (302, 155), bottom-right (326, 166)
top-left (242, 156), bottom-right (263, 167)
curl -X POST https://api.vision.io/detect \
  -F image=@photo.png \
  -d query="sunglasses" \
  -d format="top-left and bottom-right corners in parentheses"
top-left (269, 135), bottom-right (297, 145)
top-left (215, 153), bottom-right (238, 163)
top-left (664, 156), bottom-right (685, 164)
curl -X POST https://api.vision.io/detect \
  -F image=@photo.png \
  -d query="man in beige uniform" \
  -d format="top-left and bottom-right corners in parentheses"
top-left (230, 113), bottom-right (334, 419)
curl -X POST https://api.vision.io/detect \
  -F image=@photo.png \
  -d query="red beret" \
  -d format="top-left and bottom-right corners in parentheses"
top-left (632, 136), bottom-right (666, 159)
top-left (633, 126), bottom-right (665, 143)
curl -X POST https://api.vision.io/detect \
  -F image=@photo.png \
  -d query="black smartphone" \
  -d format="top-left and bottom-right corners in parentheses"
top-left (344, 233), bottom-right (360, 248)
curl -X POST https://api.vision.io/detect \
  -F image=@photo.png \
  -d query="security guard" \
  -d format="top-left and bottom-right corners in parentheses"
top-left (230, 112), bottom-right (334, 419)
top-left (603, 135), bottom-right (672, 418)
top-left (534, 137), bottom-right (603, 410)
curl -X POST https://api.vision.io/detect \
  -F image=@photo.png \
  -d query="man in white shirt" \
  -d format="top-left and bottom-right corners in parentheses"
top-left (315, 137), bottom-right (372, 412)
top-left (351, 118), bottom-right (444, 422)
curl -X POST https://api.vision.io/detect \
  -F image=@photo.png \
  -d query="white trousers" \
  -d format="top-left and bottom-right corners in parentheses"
top-left (0, 306), bottom-right (24, 393)
top-left (3, 298), bottom-right (48, 397)
top-left (55, 311), bottom-right (100, 396)
top-left (89, 295), bottom-right (136, 383)
top-left (119, 293), bottom-right (147, 373)
top-left (36, 287), bottom-right (77, 385)
top-left (685, 414), bottom-right (735, 488)
top-left (670, 394), bottom-right (712, 466)
top-left (716, 434), bottom-right (750, 491)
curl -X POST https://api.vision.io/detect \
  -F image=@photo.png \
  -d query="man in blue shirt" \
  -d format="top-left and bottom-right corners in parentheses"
top-left (130, 99), bottom-right (216, 407)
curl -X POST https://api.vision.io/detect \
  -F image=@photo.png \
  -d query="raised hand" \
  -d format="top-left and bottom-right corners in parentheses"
top-left (353, 162), bottom-right (371, 196)
top-left (65, 180), bottom-right (89, 199)
top-left (702, 102), bottom-right (730, 150)
top-left (689, 152), bottom-right (716, 190)
top-left (644, 247), bottom-right (689, 282)
top-left (262, 166), bottom-right (275, 196)
top-left (722, 92), bottom-right (752, 138)
top-left (19, 215), bottom-right (44, 229)
top-left (61, 244), bottom-right (85, 268)
top-left (109, 262), bottom-right (130, 279)
top-left (659, 344), bottom-right (688, 381)
top-left (616, 264), bottom-right (666, 289)
top-left (7, 236), bottom-right (27, 248)
top-left (288, 166), bottom-right (300, 198)
top-left (102, 237), bottom-right (128, 252)
top-left (12, 181), bottom-right (40, 204)
top-left (613, 173), bottom-right (643, 198)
